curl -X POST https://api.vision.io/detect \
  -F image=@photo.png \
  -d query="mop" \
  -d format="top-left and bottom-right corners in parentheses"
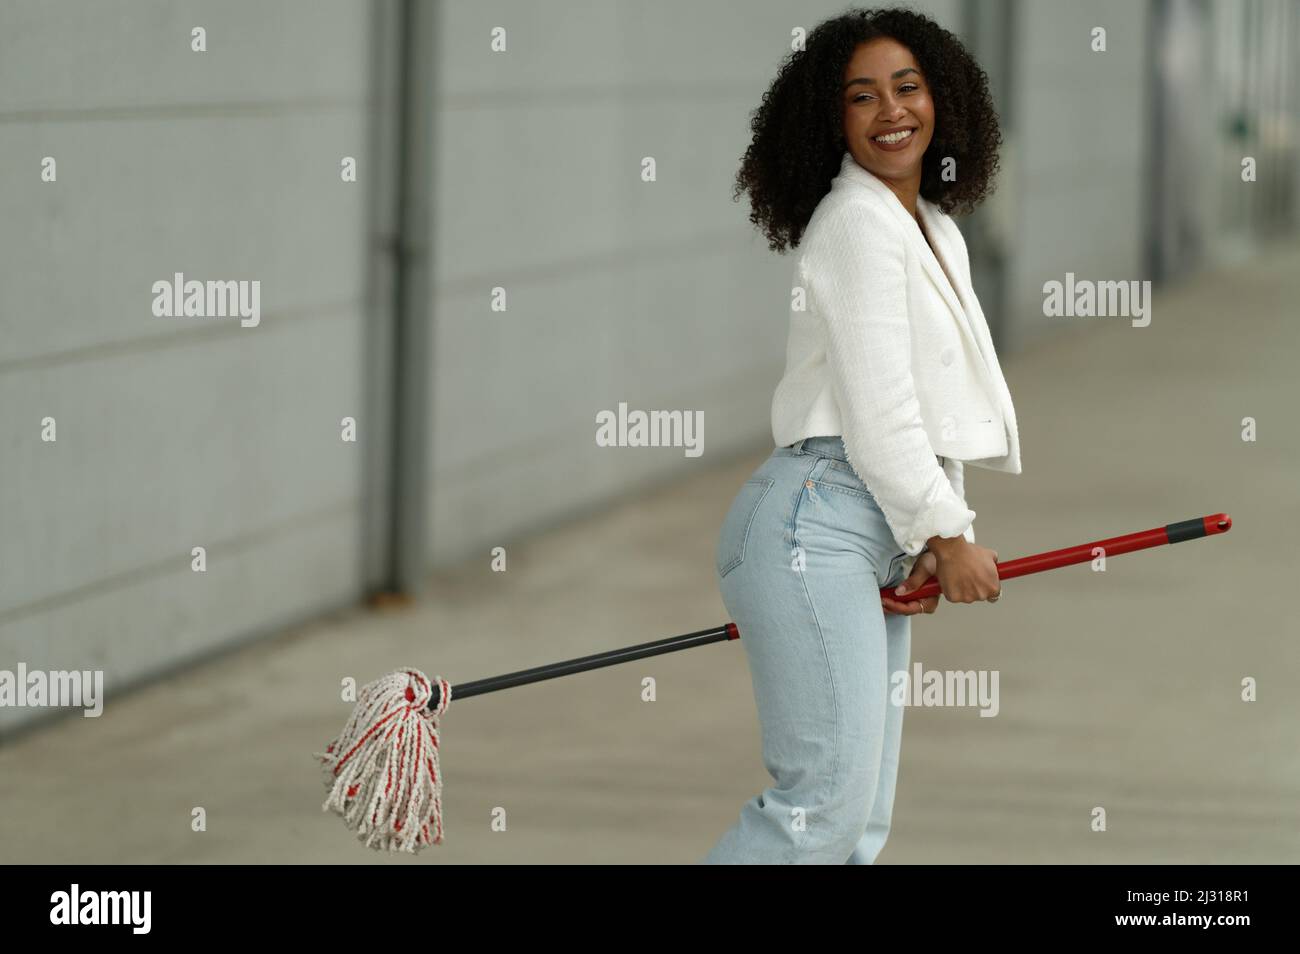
top-left (318, 512), bottom-right (1231, 853)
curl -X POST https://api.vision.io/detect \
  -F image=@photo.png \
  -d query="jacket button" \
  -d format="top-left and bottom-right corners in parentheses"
top-left (940, 347), bottom-right (955, 367)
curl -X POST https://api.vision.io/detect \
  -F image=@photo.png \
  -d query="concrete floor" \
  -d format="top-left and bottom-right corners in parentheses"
top-left (3, 241), bottom-right (1298, 864)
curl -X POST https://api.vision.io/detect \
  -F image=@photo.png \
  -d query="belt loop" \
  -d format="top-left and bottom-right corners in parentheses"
top-left (792, 438), bottom-right (807, 454)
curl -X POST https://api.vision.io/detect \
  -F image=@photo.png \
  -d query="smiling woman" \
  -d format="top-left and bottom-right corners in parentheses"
top-left (842, 38), bottom-right (938, 210)
top-left (704, 6), bottom-right (1017, 865)
top-left (845, 51), bottom-right (933, 155)
top-left (733, 7), bottom-right (1003, 253)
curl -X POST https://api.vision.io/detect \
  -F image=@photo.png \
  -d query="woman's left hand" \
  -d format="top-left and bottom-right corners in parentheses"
top-left (881, 551), bottom-right (940, 616)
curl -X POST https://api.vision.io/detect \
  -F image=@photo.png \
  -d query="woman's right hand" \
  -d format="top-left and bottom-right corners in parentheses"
top-left (923, 535), bottom-right (1001, 603)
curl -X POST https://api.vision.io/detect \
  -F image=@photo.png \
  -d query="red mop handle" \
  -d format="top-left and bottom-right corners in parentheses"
top-left (882, 513), bottom-right (1232, 603)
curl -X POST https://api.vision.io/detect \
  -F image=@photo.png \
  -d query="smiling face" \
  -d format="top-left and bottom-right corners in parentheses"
top-left (841, 37), bottom-right (935, 197)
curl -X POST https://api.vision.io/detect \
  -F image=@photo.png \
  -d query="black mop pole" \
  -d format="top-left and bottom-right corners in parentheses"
top-left (426, 622), bottom-right (739, 709)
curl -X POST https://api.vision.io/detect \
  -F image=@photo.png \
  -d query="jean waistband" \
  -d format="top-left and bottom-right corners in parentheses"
top-left (783, 435), bottom-right (945, 467)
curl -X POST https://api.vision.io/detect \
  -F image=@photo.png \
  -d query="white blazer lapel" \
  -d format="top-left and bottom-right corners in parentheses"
top-left (919, 199), bottom-right (1021, 469)
top-left (838, 154), bottom-right (986, 377)
top-left (916, 200), bottom-right (994, 376)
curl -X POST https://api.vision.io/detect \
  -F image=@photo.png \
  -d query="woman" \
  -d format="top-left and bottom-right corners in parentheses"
top-left (703, 7), bottom-right (1021, 864)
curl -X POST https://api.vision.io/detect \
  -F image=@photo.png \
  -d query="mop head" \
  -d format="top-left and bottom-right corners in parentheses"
top-left (318, 668), bottom-right (453, 853)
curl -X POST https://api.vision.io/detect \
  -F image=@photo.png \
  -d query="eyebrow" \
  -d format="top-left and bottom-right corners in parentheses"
top-left (844, 67), bottom-right (920, 91)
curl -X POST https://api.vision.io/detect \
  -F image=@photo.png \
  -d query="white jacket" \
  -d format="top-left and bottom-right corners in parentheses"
top-left (771, 149), bottom-right (1022, 559)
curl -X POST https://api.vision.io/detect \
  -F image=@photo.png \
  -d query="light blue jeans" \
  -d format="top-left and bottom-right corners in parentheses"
top-left (702, 436), bottom-right (912, 864)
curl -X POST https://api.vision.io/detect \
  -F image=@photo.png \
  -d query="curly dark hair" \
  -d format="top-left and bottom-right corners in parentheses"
top-left (736, 6), bottom-right (1003, 253)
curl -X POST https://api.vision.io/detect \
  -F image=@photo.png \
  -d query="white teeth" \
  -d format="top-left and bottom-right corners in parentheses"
top-left (873, 129), bottom-right (914, 144)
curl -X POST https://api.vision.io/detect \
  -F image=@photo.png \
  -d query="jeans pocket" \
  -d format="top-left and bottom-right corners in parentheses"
top-left (811, 458), bottom-right (878, 501)
top-left (716, 476), bottom-right (775, 579)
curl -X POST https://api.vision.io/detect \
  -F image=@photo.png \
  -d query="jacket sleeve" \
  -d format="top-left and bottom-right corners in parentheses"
top-left (942, 457), bottom-right (976, 544)
top-left (799, 198), bottom-right (975, 557)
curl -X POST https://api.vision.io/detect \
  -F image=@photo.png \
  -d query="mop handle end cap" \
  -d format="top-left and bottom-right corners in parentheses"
top-left (1206, 513), bottom-right (1231, 534)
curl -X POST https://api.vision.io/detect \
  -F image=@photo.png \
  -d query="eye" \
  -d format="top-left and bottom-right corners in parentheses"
top-left (899, 83), bottom-right (919, 93)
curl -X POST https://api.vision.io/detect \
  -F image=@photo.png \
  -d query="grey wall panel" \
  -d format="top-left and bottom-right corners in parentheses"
top-left (1002, 0), bottom-right (1151, 351)
top-left (0, 311), bottom-right (366, 615)
top-left (0, 1), bottom-right (375, 733)
top-left (0, 510), bottom-right (362, 734)
top-left (0, 0), bottom-right (368, 111)
top-left (0, 114), bottom-right (367, 365)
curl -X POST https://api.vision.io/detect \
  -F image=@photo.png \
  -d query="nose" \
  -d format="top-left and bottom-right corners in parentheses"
top-left (877, 92), bottom-right (905, 121)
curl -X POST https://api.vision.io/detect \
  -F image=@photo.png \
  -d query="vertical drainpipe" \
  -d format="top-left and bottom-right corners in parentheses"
top-left (961, 0), bottom-right (1016, 352)
top-left (1143, 0), bottom-right (1168, 284)
top-left (361, 0), bottom-right (401, 597)
top-left (390, 0), bottom-right (436, 595)
top-left (364, 0), bottom-right (434, 599)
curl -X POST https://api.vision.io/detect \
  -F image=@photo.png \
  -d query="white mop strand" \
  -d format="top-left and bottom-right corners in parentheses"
top-left (318, 668), bottom-right (453, 853)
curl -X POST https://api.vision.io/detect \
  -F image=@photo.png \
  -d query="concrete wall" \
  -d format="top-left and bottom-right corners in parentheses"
top-left (0, 0), bottom-right (375, 732)
top-left (999, 0), bottom-right (1153, 352)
